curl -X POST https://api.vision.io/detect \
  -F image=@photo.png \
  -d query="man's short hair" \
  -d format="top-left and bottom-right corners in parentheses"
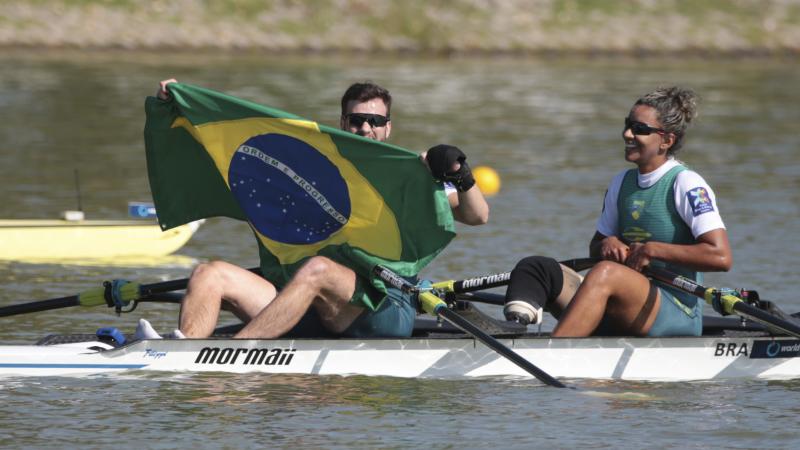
top-left (340, 82), bottom-right (392, 117)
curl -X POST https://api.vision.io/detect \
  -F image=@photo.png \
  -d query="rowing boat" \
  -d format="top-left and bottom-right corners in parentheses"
top-left (2, 263), bottom-right (799, 383)
top-left (2, 312), bottom-right (798, 381)
top-left (0, 216), bottom-right (203, 261)
top-left (2, 261), bottom-right (798, 383)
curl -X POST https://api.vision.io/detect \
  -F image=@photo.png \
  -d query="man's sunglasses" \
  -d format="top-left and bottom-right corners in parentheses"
top-left (625, 117), bottom-right (666, 136)
top-left (346, 113), bottom-right (390, 128)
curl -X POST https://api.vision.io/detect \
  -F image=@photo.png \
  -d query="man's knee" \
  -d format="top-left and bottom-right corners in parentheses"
top-left (190, 261), bottom-right (222, 283)
top-left (192, 260), bottom-right (237, 283)
top-left (294, 256), bottom-right (348, 285)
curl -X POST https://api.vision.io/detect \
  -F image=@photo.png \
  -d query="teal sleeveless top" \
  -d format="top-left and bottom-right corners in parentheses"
top-left (617, 165), bottom-right (702, 313)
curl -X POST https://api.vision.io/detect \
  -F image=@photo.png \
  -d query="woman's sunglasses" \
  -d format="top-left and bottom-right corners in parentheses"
top-left (347, 113), bottom-right (390, 128)
top-left (625, 117), bottom-right (666, 136)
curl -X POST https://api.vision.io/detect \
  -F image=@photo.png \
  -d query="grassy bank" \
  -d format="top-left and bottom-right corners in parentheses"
top-left (1, 0), bottom-right (799, 55)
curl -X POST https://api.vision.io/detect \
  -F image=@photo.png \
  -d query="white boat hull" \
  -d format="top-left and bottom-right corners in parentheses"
top-left (2, 335), bottom-right (799, 381)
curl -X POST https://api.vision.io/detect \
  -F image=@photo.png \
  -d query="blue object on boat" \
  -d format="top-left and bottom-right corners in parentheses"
top-left (96, 327), bottom-right (126, 346)
top-left (128, 202), bottom-right (157, 218)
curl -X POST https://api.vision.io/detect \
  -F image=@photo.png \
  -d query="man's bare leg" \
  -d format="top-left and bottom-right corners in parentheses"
top-left (179, 261), bottom-right (277, 338)
top-left (234, 256), bottom-right (364, 339)
top-left (552, 261), bottom-right (660, 337)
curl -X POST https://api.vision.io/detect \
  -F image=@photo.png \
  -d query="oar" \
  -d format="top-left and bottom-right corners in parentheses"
top-left (0, 267), bottom-right (265, 318)
top-left (431, 257), bottom-right (599, 294)
top-left (0, 278), bottom-right (189, 317)
top-left (373, 265), bottom-right (567, 388)
top-left (1, 257), bottom-right (595, 319)
top-left (645, 266), bottom-right (800, 339)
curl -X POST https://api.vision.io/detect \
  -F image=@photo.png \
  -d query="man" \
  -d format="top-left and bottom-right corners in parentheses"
top-left (136, 80), bottom-right (488, 340)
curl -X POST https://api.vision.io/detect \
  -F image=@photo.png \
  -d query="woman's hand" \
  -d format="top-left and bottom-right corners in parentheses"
top-left (600, 235), bottom-right (630, 263)
top-left (625, 242), bottom-right (655, 272)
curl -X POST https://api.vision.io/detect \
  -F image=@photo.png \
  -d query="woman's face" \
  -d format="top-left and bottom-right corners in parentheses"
top-left (623, 104), bottom-right (674, 173)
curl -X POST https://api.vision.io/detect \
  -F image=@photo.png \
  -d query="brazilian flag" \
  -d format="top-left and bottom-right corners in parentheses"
top-left (144, 83), bottom-right (455, 310)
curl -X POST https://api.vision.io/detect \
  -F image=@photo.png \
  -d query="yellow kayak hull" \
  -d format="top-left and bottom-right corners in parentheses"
top-left (0, 219), bottom-right (202, 261)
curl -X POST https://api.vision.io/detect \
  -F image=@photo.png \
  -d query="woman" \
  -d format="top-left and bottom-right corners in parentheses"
top-left (550, 86), bottom-right (732, 337)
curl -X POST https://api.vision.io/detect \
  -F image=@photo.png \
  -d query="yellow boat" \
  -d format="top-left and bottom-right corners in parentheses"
top-left (0, 212), bottom-right (202, 262)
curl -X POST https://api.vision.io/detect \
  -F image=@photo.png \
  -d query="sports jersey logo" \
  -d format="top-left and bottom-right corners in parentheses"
top-left (622, 226), bottom-right (651, 243)
top-left (687, 187), bottom-right (715, 217)
top-left (630, 200), bottom-right (646, 220)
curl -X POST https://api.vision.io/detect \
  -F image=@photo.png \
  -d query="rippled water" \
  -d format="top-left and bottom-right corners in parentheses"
top-left (1, 50), bottom-right (799, 448)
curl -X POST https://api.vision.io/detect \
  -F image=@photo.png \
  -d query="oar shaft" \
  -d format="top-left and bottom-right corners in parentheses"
top-left (0, 296), bottom-right (79, 317)
top-left (731, 302), bottom-right (800, 338)
top-left (437, 305), bottom-right (566, 387)
top-left (646, 268), bottom-right (706, 297)
top-left (444, 272), bottom-right (511, 293)
top-left (434, 257), bottom-right (600, 295)
top-left (0, 267), bottom-right (264, 318)
top-left (559, 257), bottom-right (601, 273)
top-left (140, 267), bottom-right (262, 297)
top-left (373, 265), bottom-right (566, 388)
top-left (139, 277), bottom-right (190, 297)
top-left (646, 266), bottom-right (800, 339)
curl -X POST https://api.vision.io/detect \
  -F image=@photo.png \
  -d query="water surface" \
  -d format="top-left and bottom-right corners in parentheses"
top-left (0, 50), bottom-right (798, 449)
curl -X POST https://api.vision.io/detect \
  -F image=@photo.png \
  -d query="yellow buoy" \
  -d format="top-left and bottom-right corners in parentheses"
top-left (473, 165), bottom-right (501, 196)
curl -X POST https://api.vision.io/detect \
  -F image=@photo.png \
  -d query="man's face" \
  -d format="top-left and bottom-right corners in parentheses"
top-left (340, 98), bottom-right (391, 142)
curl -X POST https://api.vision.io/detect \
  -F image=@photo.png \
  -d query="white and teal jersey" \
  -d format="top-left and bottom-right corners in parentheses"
top-left (596, 159), bottom-right (725, 240)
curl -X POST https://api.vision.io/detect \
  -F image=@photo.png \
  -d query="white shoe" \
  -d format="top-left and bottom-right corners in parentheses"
top-left (504, 300), bottom-right (544, 325)
top-left (133, 318), bottom-right (163, 340)
top-left (173, 329), bottom-right (186, 339)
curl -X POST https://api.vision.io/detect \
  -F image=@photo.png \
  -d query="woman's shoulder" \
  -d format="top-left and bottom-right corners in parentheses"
top-left (673, 166), bottom-right (721, 213)
top-left (674, 165), bottom-right (713, 189)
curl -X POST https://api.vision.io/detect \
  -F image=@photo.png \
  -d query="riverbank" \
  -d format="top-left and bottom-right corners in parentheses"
top-left (1, 0), bottom-right (799, 55)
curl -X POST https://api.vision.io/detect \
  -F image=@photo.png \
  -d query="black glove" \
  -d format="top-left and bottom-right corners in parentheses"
top-left (425, 144), bottom-right (475, 192)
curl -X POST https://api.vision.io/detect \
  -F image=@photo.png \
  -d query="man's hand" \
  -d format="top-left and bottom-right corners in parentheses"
top-left (424, 144), bottom-right (476, 192)
top-left (157, 78), bottom-right (178, 100)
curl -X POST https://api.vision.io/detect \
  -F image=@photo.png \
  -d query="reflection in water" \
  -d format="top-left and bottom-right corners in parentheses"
top-left (4, 372), bottom-right (799, 448)
top-left (153, 373), bottom-right (484, 412)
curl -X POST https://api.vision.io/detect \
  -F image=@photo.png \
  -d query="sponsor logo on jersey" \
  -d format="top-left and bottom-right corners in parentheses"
top-left (687, 187), bottom-right (714, 216)
top-left (622, 226), bottom-right (651, 243)
top-left (630, 200), bottom-right (646, 220)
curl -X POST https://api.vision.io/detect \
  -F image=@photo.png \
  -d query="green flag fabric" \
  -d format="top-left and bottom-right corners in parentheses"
top-left (144, 83), bottom-right (455, 310)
